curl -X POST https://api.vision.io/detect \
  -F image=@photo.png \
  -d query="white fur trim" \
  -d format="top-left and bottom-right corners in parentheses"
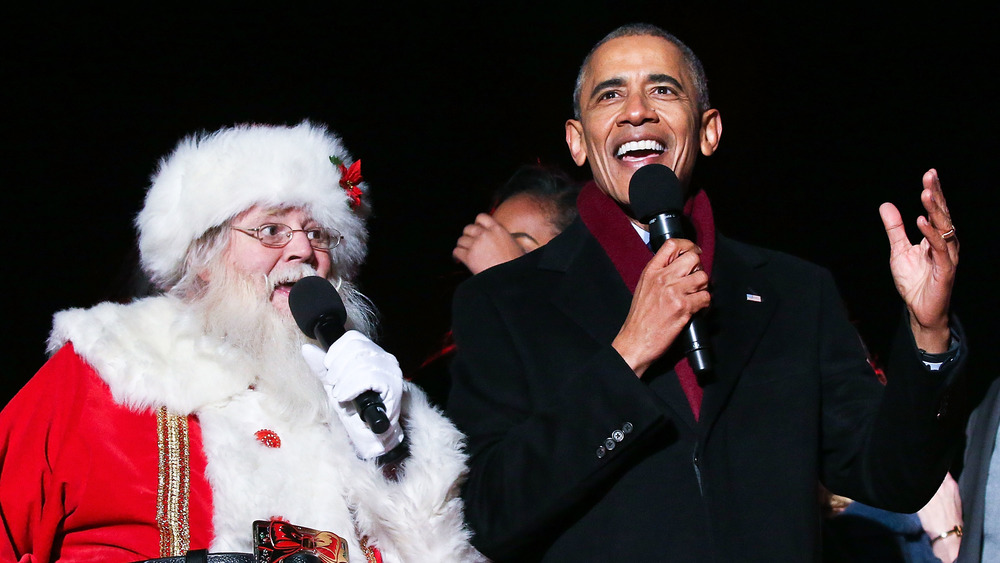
top-left (136, 121), bottom-right (369, 289)
top-left (347, 384), bottom-right (486, 561)
top-left (201, 384), bottom-right (484, 562)
top-left (48, 295), bottom-right (255, 414)
top-left (48, 297), bottom-right (485, 561)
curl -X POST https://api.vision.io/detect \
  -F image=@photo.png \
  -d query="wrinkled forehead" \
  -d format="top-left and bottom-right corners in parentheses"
top-left (584, 35), bottom-right (690, 86)
top-left (234, 204), bottom-right (317, 225)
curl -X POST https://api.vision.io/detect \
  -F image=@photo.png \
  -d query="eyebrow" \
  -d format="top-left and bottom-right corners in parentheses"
top-left (245, 208), bottom-right (286, 221)
top-left (510, 232), bottom-right (540, 245)
top-left (648, 73), bottom-right (685, 92)
top-left (252, 208), bottom-right (318, 227)
top-left (589, 73), bottom-right (685, 101)
top-left (589, 77), bottom-right (625, 101)
top-left (262, 206), bottom-right (294, 217)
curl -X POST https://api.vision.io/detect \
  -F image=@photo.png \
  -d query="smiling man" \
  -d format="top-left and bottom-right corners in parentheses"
top-left (565, 32), bottom-right (718, 210)
top-left (446, 23), bottom-right (967, 561)
top-left (0, 122), bottom-right (483, 562)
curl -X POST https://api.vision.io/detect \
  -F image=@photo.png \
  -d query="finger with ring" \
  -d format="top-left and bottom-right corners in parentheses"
top-left (940, 227), bottom-right (956, 240)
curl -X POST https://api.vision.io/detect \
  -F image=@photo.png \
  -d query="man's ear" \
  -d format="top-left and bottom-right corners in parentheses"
top-left (196, 248), bottom-right (222, 284)
top-left (699, 109), bottom-right (722, 156)
top-left (565, 119), bottom-right (588, 166)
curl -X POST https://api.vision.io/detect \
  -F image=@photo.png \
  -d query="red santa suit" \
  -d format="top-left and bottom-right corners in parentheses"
top-left (0, 295), bottom-right (481, 563)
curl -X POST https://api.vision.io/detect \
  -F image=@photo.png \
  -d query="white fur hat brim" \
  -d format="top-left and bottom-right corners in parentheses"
top-left (136, 121), bottom-right (368, 289)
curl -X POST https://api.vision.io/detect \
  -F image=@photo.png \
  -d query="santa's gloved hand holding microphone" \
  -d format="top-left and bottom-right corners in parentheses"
top-left (292, 276), bottom-right (405, 461)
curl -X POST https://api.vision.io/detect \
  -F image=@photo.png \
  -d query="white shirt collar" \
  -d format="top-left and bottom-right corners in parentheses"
top-left (631, 221), bottom-right (651, 245)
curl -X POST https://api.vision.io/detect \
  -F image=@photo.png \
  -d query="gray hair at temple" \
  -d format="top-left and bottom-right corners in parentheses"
top-left (572, 23), bottom-right (711, 120)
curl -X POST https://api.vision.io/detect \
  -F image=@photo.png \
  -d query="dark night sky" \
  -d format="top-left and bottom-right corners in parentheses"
top-left (4, 3), bottom-right (998, 406)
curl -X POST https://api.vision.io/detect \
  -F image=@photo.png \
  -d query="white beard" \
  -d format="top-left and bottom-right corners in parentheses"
top-left (192, 261), bottom-right (331, 425)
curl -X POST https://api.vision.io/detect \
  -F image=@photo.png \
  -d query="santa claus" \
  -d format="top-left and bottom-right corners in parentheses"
top-left (0, 121), bottom-right (483, 563)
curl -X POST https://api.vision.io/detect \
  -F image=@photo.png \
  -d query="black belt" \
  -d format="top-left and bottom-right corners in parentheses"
top-left (133, 552), bottom-right (252, 563)
top-left (134, 552), bottom-right (320, 563)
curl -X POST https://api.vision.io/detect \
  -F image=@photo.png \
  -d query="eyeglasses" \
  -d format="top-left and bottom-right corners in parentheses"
top-left (231, 223), bottom-right (343, 250)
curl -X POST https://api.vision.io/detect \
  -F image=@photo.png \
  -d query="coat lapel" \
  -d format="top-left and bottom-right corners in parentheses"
top-left (541, 220), bottom-right (633, 347)
top-left (537, 221), bottom-right (701, 428)
top-left (535, 225), bottom-right (780, 432)
top-left (698, 236), bottom-right (778, 431)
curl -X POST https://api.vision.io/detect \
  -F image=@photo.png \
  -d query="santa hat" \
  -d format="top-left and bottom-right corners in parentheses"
top-left (136, 121), bottom-right (369, 290)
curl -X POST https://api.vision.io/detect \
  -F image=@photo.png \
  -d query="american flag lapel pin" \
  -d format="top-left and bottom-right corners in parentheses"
top-left (746, 292), bottom-right (762, 303)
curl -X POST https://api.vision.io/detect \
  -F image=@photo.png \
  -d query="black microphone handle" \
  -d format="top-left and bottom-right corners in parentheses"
top-left (681, 320), bottom-right (712, 374)
top-left (648, 211), bottom-right (685, 251)
top-left (313, 316), bottom-right (391, 434)
top-left (647, 213), bottom-right (714, 375)
top-left (353, 391), bottom-right (391, 434)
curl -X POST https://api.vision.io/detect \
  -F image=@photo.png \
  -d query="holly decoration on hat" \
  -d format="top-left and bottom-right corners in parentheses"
top-left (330, 155), bottom-right (363, 210)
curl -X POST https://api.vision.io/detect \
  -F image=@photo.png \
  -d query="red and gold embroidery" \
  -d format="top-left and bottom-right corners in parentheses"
top-left (359, 535), bottom-right (383, 563)
top-left (156, 407), bottom-right (191, 556)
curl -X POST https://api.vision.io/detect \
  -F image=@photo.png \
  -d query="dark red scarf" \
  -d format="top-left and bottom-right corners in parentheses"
top-left (576, 181), bottom-right (715, 419)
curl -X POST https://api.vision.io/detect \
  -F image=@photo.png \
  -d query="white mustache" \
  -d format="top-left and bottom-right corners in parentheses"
top-left (263, 264), bottom-right (320, 292)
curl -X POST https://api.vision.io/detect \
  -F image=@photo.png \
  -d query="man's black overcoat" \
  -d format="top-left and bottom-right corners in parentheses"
top-left (447, 218), bottom-right (965, 562)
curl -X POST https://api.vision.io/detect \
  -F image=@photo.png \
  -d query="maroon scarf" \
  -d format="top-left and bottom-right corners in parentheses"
top-left (576, 181), bottom-right (715, 419)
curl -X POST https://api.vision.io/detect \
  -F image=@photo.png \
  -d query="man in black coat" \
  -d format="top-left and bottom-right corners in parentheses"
top-left (446, 23), bottom-right (966, 561)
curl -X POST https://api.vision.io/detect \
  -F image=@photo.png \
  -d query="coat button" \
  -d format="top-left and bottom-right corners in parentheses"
top-left (596, 446), bottom-right (606, 459)
top-left (612, 429), bottom-right (625, 442)
top-left (937, 393), bottom-right (950, 419)
top-left (622, 422), bottom-right (633, 434)
top-left (604, 438), bottom-right (616, 450)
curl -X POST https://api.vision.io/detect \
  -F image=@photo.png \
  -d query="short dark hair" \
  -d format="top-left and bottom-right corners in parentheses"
top-left (493, 164), bottom-right (581, 233)
top-left (572, 23), bottom-right (711, 120)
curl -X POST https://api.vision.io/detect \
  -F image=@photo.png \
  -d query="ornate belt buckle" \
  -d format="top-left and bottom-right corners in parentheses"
top-left (253, 520), bottom-right (349, 563)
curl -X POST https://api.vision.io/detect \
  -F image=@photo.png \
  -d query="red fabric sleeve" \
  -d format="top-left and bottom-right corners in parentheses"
top-left (0, 344), bottom-right (213, 563)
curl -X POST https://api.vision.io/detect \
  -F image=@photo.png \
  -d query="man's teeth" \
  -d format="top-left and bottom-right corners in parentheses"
top-left (616, 140), bottom-right (665, 157)
top-left (270, 277), bottom-right (300, 290)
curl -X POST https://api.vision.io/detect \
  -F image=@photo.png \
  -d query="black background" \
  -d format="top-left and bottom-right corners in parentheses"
top-left (4, 3), bottom-right (997, 407)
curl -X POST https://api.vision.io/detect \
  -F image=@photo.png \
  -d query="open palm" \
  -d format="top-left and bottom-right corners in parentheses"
top-left (879, 169), bottom-right (959, 353)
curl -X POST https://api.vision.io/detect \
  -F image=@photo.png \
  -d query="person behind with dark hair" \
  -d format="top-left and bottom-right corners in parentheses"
top-left (492, 164), bottom-right (581, 231)
top-left (412, 163), bottom-right (581, 409)
top-left (0, 121), bottom-right (484, 562)
top-left (446, 23), bottom-right (967, 561)
top-left (453, 163), bottom-right (581, 275)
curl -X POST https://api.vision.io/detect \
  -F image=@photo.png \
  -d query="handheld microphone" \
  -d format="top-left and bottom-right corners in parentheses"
top-left (288, 276), bottom-right (391, 434)
top-left (628, 163), bottom-right (713, 374)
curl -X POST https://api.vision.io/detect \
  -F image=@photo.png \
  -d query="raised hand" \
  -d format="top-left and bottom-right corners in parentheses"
top-left (453, 213), bottom-right (526, 274)
top-left (879, 169), bottom-right (959, 353)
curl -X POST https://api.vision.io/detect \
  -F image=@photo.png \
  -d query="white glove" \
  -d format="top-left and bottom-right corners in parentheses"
top-left (301, 330), bottom-right (405, 460)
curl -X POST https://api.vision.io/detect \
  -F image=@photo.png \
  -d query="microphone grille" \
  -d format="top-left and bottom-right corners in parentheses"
top-left (287, 276), bottom-right (347, 337)
top-left (628, 164), bottom-right (684, 221)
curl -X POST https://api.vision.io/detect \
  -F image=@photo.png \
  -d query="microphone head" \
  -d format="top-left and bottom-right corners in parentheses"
top-left (628, 164), bottom-right (684, 222)
top-left (288, 276), bottom-right (347, 337)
